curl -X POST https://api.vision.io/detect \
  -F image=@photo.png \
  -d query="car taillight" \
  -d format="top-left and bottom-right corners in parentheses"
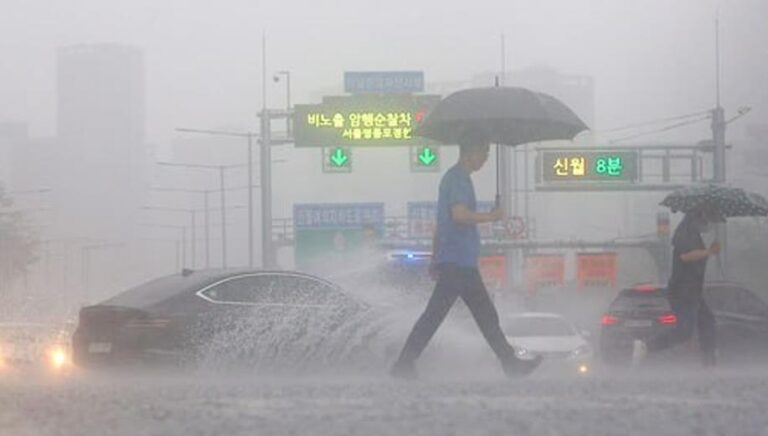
top-left (601, 314), bottom-right (619, 326)
top-left (633, 284), bottom-right (660, 292)
top-left (657, 313), bottom-right (677, 325)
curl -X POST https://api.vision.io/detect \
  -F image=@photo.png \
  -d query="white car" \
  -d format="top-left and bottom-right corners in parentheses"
top-left (0, 322), bottom-right (73, 373)
top-left (502, 313), bottom-right (594, 375)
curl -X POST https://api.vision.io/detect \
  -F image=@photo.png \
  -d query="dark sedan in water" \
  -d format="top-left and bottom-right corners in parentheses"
top-left (72, 269), bottom-right (369, 368)
top-left (600, 282), bottom-right (768, 365)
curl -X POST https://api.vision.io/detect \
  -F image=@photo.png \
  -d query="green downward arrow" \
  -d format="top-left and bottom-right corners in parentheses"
top-left (418, 147), bottom-right (437, 166)
top-left (330, 148), bottom-right (349, 167)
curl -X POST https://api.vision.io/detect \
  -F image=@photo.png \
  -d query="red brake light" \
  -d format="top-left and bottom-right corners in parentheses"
top-left (657, 313), bottom-right (677, 325)
top-left (633, 284), bottom-right (659, 292)
top-left (601, 314), bottom-right (619, 326)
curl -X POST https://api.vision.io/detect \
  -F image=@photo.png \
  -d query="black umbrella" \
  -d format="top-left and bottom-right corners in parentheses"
top-left (660, 184), bottom-right (768, 218)
top-left (415, 86), bottom-right (588, 203)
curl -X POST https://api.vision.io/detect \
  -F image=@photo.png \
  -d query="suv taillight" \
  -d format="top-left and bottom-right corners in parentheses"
top-left (601, 314), bottom-right (619, 326)
top-left (657, 313), bottom-right (678, 325)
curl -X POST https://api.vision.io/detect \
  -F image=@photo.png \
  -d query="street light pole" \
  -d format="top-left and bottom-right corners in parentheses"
top-left (247, 133), bottom-right (254, 268)
top-left (219, 165), bottom-right (227, 269)
top-left (259, 114), bottom-right (274, 268)
top-left (274, 70), bottom-right (291, 136)
top-left (174, 128), bottom-right (260, 269)
top-left (204, 191), bottom-right (210, 268)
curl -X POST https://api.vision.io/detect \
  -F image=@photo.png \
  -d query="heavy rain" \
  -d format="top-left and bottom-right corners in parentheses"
top-left (1, 1), bottom-right (768, 435)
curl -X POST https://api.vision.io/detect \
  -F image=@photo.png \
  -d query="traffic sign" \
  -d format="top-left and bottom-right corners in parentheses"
top-left (525, 254), bottom-right (566, 292)
top-left (322, 146), bottom-right (352, 173)
top-left (576, 252), bottom-right (618, 288)
top-left (344, 71), bottom-right (424, 94)
top-left (410, 145), bottom-right (440, 172)
top-left (294, 94), bottom-right (441, 148)
top-left (293, 203), bottom-right (385, 271)
top-left (540, 150), bottom-right (639, 185)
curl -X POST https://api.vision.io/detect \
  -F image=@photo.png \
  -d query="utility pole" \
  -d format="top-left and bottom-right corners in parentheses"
top-left (259, 113), bottom-right (274, 268)
top-left (260, 33), bottom-right (272, 269)
top-left (711, 15), bottom-right (728, 278)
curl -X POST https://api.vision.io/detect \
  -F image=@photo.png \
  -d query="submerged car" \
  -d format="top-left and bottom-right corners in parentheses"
top-left (600, 282), bottom-right (768, 365)
top-left (502, 312), bottom-right (593, 375)
top-left (0, 322), bottom-right (73, 373)
top-left (72, 269), bottom-right (370, 369)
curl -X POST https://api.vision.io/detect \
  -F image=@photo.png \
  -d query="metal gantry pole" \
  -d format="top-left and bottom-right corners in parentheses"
top-left (285, 72), bottom-right (292, 136)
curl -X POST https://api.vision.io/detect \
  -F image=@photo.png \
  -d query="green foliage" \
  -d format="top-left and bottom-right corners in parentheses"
top-left (0, 183), bottom-right (38, 287)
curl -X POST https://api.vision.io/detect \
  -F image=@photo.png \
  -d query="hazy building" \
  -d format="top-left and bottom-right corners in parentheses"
top-left (54, 43), bottom-right (147, 241)
top-left (0, 122), bottom-right (28, 185)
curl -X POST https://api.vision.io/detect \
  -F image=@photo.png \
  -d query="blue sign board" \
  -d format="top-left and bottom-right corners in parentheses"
top-left (294, 202), bottom-right (386, 271)
top-left (294, 203), bottom-right (385, 231)
top-left (344, 71), bottom-right (425, 95)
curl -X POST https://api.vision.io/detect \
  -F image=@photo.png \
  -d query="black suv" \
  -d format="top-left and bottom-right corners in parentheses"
top-left (600, 282), bottom-right (768, 365)
top-left (599, 284), bottom-right (678, 365)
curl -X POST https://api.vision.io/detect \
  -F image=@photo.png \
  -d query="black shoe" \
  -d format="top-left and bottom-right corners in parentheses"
top-left (389, 361), bottom-right (418, 380)
top-left (501, 355), bottom-right (542, 379)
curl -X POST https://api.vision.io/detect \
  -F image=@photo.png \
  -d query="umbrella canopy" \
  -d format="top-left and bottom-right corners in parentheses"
top-left (415, 86), bottom-right (588, 146)
top-left (660, 184), bottom-right (768, 218)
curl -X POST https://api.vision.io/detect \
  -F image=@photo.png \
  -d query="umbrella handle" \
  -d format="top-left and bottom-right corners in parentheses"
top-left (716, 253), bottom-right (726, 280)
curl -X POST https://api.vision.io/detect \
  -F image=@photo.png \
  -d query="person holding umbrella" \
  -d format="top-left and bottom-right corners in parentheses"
top-left (390, 139), bottom-right (540, 379)
top-left (634, 184), bottom-right (768, 366)
top-left (390, 85), bottom-right (588, 379)
top-left (633, 205), bottom-right (722, 367)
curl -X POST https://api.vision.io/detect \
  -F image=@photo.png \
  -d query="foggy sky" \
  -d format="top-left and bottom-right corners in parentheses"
top-left (1, 0), bottom-right (766, 144)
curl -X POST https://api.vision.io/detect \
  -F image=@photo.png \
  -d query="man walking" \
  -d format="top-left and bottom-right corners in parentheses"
top-left (390, 142), bottom-right (540, 379)
top-left (634, 206), bottom-right (721, 366)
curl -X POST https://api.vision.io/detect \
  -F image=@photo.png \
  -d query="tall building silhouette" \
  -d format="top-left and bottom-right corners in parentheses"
top-left (55, 43), bottom-right (146, 241)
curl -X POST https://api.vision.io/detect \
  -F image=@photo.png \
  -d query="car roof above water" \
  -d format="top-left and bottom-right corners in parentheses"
top-left (100, 269), bottom-right (331, 309)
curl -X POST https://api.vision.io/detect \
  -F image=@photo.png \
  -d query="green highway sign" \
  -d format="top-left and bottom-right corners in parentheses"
top-left (330, 147), bottom-right (349, 167)
top-left (294, 94), bottom-right (441, 147)
top-left (540, 150), bottom-right (639, 184)
top-left (323, 146), bottom-right (352, 173)
top-left (410, 145), bottom-right (440, 172)
top-left (419, 147), bottom-right (437, 165)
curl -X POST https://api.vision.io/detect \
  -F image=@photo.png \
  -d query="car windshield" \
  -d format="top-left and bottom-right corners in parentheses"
top-left (503, 316), bottom-right (575, 337)
top-left (610, 294), bottom-right (670, 311)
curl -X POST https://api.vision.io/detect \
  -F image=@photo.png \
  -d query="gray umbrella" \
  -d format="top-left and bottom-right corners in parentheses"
top-left (415, 86), bottom-right (588, 203)
top-left (660, 184), bottom-right (768, 218)
top-left (416, 87), bottom-right (588, 146)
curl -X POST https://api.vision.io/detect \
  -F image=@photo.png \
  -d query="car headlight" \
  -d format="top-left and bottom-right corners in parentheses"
top-left (46, 345), bottom-right (70, 371)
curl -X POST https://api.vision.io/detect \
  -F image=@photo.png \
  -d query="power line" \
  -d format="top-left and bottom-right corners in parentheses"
top-left (608, 115), bottom-right (711, 144)
top-left (599, 110), bottom-right (711, 134)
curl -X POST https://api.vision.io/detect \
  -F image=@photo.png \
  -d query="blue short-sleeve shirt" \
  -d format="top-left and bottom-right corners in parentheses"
top-left (434, 164), bottom-right (479, 268)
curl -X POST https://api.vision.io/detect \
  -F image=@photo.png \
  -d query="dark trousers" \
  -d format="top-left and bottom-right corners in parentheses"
top-left (394, 263), bottom-right (514, 366)
top-left (647, 293), bottom-right (716, 361)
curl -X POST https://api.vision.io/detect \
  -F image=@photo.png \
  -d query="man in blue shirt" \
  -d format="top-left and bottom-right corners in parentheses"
top-left (391, 142), bottom-right (540, 379)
